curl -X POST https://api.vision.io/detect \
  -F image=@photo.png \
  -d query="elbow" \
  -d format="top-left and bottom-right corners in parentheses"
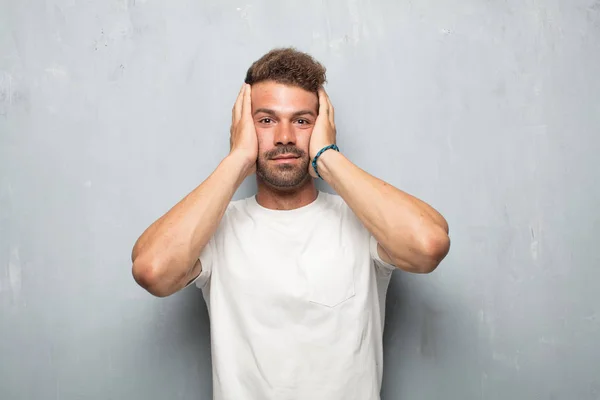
top-left (392, 226), bottom-right (449, 274)
top-left (417, 227), bottom-right (451, 274)
top-left (382, 219), bottom-right (451, 274)
top-left (131, 258), bottom-right (173, 298)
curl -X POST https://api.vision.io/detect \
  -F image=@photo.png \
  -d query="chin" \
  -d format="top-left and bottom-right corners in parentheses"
top-left (257, 167), bottom-right (311, 192)
top-left (256, 157), bottom-right (311, 190)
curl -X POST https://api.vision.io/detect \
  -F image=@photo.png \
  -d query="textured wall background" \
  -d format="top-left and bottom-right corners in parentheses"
top-left (1, 0), bottom-right (599, 399)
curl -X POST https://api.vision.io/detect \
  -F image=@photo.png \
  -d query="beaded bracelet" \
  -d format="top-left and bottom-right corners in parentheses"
top-left (311, 144), bottom-right (339, 180)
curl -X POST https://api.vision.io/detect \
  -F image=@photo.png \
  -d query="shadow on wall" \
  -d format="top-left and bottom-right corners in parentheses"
top-left (155, 287), bottom-right (213, 399)
top-left (381, 271), bottom-right (477, 398)
top-left (381, 273), bottom-right (440, 396)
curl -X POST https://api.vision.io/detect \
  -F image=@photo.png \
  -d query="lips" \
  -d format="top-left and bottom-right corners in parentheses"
top-left (272, 154), bottom-right (299, 160)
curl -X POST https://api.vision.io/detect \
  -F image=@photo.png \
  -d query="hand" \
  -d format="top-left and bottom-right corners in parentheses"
top-left (229, 84), bottom-right (258, 177)
top-left (308, 87), bottom-right (337, 178)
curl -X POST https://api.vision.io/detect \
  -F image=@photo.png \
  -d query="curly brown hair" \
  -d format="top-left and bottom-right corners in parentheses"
top-left (244, 47), bottom-right (327, 93)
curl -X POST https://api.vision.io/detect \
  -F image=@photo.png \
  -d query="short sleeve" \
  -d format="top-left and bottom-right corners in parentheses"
top-left (369, 235), bottom-right (396, 273)
top-left (190, 236), bottom-right (215, 289)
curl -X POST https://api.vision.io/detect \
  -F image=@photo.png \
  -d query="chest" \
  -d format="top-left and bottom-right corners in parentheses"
top-left (212, 213), bottom-right (371, 309)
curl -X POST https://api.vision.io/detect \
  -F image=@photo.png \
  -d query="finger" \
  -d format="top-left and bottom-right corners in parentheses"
top-left (324, 90), bottom-right (335, 125)
top-left (232, 84), bottom-right (245, 124)
top-left (318, 87), bottom-right (328, 121)
top-left (241, 84), bottom-right (252, 121)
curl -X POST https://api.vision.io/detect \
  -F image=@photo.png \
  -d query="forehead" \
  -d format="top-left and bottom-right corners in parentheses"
top-left (251, 81), bottom-right (318, 113)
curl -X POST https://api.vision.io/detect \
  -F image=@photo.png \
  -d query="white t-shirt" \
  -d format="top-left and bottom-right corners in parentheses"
top-left (194, 191), bottom-right (396, 400)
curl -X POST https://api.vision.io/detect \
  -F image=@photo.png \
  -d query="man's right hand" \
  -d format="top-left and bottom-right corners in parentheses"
top-left (132, 84), bottom-right (260, 297)
top-left (229, 84), bottom-right (258, 178)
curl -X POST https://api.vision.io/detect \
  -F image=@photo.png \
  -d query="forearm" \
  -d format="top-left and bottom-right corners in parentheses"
top-left (132, 152), bottom-right (252, 295)
top-left (317, 150), bottom-right (449, 272)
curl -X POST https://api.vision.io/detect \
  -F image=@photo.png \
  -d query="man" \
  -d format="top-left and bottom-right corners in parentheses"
top-left (131, 48), bottom-right (450, 400)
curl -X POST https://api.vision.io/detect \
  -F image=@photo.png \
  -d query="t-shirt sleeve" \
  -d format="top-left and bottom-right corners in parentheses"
top-left (188, 202), bottom-right (234, 290)
top-left (193, 236), bottom-right (215, 289)
top-left (183, 234), bottom-right (215, 290)
top-left (369, 235), bottom-right (396, 273)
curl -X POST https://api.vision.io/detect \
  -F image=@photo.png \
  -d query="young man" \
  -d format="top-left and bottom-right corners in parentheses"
top-left (131, 48), bottom-right (450, 400)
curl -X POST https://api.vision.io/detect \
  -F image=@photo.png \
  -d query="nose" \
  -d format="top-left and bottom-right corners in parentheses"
top-left (274, 122), bottom-right (296, 146)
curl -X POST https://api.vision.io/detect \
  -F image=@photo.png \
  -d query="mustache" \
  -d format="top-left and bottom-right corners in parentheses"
top-left (264, 145), bottom-right (306, 159)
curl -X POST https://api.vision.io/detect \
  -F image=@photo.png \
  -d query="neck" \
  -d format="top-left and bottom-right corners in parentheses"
top-left (255, 178), bottom-right (318, 211)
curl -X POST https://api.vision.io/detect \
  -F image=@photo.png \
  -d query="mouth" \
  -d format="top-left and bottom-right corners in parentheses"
top-left (271, 154), bottom-right (300, 161)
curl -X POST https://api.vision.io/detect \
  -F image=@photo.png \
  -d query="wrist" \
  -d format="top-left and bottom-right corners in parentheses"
top-left (309, 142), bottom-right (335, 160)
top-left (313, 146), bottom-right (342, 181)
top-left (226, 150), bottom-right (256, 178)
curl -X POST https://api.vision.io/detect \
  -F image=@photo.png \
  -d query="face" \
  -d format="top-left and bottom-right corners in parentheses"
top-left (251, 81), bottom-right (319, 190)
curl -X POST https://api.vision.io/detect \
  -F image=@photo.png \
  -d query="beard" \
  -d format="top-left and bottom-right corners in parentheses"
top-left (256, 145), bottom-right (311, 190)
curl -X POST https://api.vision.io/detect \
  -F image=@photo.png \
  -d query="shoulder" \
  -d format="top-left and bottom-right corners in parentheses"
top-left (217, 196), bottom-right (251, 223)
top-left (318, 191), bottom-right (345, 209)
top-left (226, 197), bottom-right (250, 212)
top-left (318, 192), bottom-right (360, 223)
top-left (318, 192), bottom-right (372, 251)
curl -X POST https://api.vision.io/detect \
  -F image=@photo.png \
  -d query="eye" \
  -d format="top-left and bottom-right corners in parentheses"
top-left (296, 119), bottom-right (309, 125)
top-left (259, 118), bottom-right (273, 124)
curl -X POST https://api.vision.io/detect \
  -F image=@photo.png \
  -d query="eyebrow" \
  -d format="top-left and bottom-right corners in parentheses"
top-left (253, 108), bottom-right (317, 118)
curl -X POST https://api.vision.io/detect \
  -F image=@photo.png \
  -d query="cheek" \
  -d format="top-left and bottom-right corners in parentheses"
top-left (255, 127), bottom-right (271, 151)
top-left (296, 130), bottom-right (312, 150)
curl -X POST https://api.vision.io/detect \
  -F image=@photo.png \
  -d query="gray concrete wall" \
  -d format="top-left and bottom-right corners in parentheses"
top-left (1, 0), bottom-right (599, 399)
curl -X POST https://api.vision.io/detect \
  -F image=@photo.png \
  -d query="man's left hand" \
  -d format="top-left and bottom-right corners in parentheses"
top-left (309, 87), bottom-right (337, 178)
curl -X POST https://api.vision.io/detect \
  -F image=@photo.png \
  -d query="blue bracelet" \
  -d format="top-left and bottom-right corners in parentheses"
top-left (312, 144), bottom-right (339, 179)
